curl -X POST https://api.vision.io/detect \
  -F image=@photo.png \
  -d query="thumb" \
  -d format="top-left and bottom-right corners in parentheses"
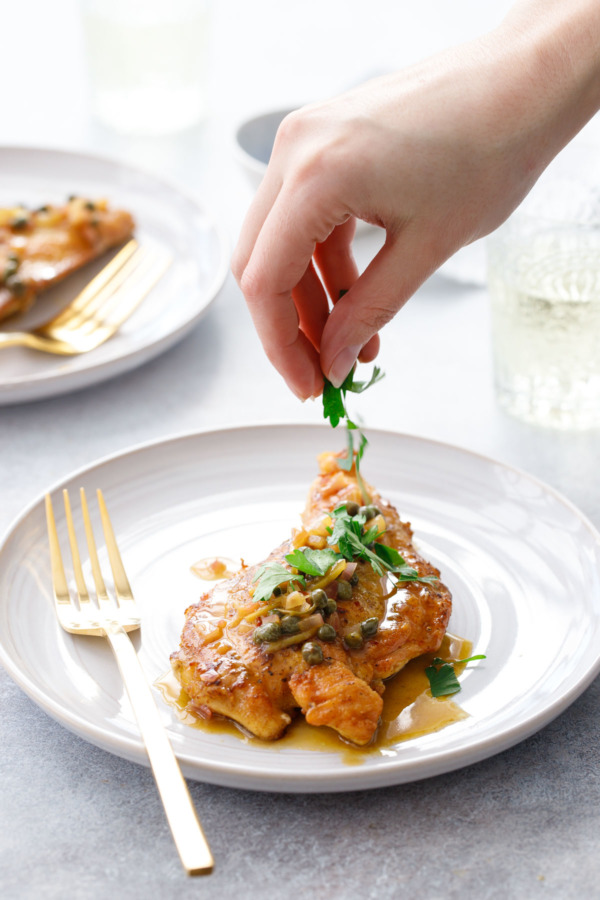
top-left (320, 229), bottom-right (442, 386)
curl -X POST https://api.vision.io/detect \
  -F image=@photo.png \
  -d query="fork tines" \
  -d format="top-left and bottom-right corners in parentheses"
top-left (45, 488), bottom-right (140, 635)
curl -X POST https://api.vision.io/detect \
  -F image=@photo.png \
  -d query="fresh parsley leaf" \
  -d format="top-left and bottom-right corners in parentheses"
top-left (337, 425), bottom-right (355, 472)
top-left (322, 378), bottom-right (347, 428)
top-left (372, 543), bottom-right (438, 584)
top-left (346, 366), bottom-right (385, 395)
top-left (372, 542), bottom-right (405, 568)
top-left (322, 366), bottom-right (384, 429)
top-left (425, 661), bottom-right (460, 697)
top-left (355, 429), bottom-right (368, 468)
top-left (425, 655), bottom-right (486, 698)
top-left (284, 547), bottom-right (341, 577)
top-left (327, 507), bottom-right (387, 574)
top-left (252, 563), bottom-right (305, 603)
top-left (328, 506), bottom-right (366, 551)
top-left (363, 521), bottom-right (384, 544)
top-left (326, 506), bottom-right (437, 584)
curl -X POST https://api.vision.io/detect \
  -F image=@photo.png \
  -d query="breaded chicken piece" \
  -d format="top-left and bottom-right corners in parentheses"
top-left (0, 197), bottom-right (135, 321)
top-left (171, 452), bottom-right (452, 745)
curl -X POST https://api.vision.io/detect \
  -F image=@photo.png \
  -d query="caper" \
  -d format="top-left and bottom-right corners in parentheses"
top-left (336, 580), bottom-right (353, 601)
top-left (7, 279), bottom-right (25, 296)
top-left (324, 597), bottom-right (337, 616)
top-left (345, 501), bottom-right (360, 517)
top-left (280, 615), bottom-right (301, 635)
top-left (350, 572), bottom-right (359, 586)
top-left (3, 256), bottom-right (19, 281)
top-left (85, 201), bottom-right (96, 211)
top-left (36, 205), bottom-right (49, 213)
top-left (344, 630), bottom-right (364, 650)
top-left (253, 622), bottom-right (282, 644)
top-left (272, 586), bottom-right (282, 597)
top-left (317, 624), bottom-right (336, 642)
top-left (302, 642), bottom-right (324, 665)
top-left (359, 504), bottom-right (381, 521)
top-left (310, 588), bottom-right (328, 609)
top-left (10, 215), bottom-right (29, 230)
top-left (360, 617), bottom-right (379, 638)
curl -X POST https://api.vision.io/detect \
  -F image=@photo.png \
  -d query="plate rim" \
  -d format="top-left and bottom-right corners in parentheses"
top-left (0, 144), bottom-right (230, 404)
top-left (3, 422), bottom-right (600, 792)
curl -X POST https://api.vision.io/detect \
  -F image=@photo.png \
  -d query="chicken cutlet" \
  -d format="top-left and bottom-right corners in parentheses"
top-left (0, 196), bottom-right (135, 321)
top-left (171, 451), bottom-right (452, 746)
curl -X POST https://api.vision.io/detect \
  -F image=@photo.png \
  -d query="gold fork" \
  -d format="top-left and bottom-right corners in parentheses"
top-left (0, 240), bottom-right (171, 354)
top-left (45, 488), bottom-right (214, 876)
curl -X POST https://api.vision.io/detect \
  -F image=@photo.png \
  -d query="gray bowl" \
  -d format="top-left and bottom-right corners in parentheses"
top-left (234, 107), bottom-right (295, 190)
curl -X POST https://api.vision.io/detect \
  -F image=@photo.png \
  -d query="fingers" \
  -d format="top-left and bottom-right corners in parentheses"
top-left (358, 334), bottom-right (381, 363)
top-left (313, 218), bottom-right (380, 368)
top-left (231, 165), bottom-right (283, 283)
top-left (235, 176), bottom-right (351, 399)
top-left (292, 260), bottom-right (330, 352)
top-left (233, 175), bottom-right (322, 399)
top-left (321, 229), bottom-right (439, 386)
top-left (313, 218), bottom-right (359, 300)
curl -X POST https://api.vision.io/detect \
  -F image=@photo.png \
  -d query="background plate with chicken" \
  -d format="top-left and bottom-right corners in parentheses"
top-left (0, 146), bottom-right (228, 405)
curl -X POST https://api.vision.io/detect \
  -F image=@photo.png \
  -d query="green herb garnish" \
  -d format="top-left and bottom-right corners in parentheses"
top-left (327, 504), bottom-right (437, 585)
top-left (284, 547), bottom-right (341, 577)
top-left (425, 655), bottom-right (486, 698)
top-left (322, 366), bottom-right (384, 430)
top-left (252, 563), bottom-right (305, 603)
top-left (322, 328), bottom-right (384, 503)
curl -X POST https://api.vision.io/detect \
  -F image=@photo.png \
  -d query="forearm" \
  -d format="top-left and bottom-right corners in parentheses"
top-left (497, 0), bottom-right (600, 161)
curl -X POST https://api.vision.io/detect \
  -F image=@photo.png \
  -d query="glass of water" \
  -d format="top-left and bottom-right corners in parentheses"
top-left (487, 142), bottom-right (600, 430)
top-left (81, 0), bottom-right (212, 136)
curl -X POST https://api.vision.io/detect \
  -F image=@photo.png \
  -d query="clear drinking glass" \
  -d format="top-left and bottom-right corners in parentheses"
top-left (81, 0), bottom-right (211, 136)
top-left (487, 143), bottom-right (600, 430)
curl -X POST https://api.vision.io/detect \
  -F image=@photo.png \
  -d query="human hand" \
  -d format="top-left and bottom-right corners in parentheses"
top-left (232, 0), bottom-right (600, 400)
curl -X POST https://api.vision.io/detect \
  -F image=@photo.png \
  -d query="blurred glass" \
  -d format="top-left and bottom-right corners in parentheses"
top-left (487, 143), bottom-right (600, 430)
top-left (81, 0), bottom-right (211, 136)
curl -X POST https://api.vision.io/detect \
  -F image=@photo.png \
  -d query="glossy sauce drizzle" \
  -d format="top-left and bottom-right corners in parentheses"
top-left (156, 633), bottom-right (472, 765)
top-left (190, 556), bottom-right (238, 581)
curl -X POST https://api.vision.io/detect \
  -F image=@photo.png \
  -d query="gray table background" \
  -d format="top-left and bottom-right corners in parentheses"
top-left (2, 2), bottom-right (600, 897)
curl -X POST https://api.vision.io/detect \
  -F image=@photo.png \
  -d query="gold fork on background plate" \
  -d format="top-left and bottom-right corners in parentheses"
top-left (45, 488), bottom-right (213, 876)
top-left (0, 240), bottom-right (171, 354)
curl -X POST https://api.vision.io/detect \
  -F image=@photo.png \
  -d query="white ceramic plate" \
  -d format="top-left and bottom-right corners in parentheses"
top-left (0, 147), bottom-right (228, 404)
top-left (2, 425), bottom-right (600, 792)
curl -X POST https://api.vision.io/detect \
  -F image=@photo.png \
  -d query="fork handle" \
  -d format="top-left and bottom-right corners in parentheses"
top-left (106, 625), bottom-right (214, 875)
top-left (0, 331), bottom-right (74, 354)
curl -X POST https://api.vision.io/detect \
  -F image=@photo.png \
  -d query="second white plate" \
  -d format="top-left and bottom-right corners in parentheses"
top-left (0, 147), bottom-right (228, 404)
top-left (2, 425), bottom-right (600, 791)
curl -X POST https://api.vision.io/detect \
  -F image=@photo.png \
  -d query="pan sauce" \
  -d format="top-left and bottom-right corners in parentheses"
top-left (156, 633), bottom-right (472, 763)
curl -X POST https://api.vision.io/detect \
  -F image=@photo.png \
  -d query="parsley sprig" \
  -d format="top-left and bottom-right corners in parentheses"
top-left (425, 655), bottom-right (486, 697)
top-left (322, 366), bottom-right (385, 429)
top-left (322, 363), bottom-right (384, 501)
top-left (252, 563), bottom-right (305, 604)
top-left (284, 547), bottom-right (340, 577)
top-left (327, 504), bottom-right (437, 585)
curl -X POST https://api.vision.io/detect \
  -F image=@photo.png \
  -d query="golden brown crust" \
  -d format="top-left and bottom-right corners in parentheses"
top-left (0, 198), bottom-right (135, 322)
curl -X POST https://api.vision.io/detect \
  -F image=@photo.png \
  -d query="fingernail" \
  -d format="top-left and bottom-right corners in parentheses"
top-left (328, 345), bottom-right (361, 388)
top-left (289, 383), bottom-right (309, 402)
